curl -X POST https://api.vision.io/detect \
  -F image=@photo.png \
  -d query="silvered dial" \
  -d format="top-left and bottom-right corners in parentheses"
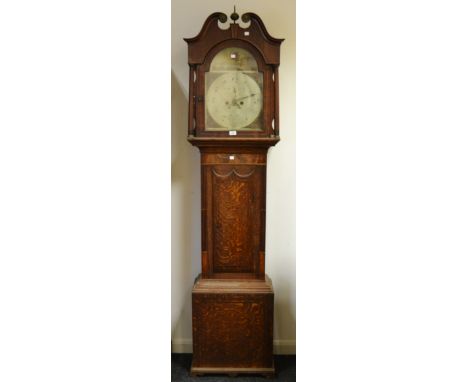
top-left (206, 72), bottom-right (262, 130)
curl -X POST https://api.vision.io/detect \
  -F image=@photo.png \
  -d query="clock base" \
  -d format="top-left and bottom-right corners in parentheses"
top-left (191, 275), bottom-right (274, 375)
top-left (190, 365), bottom-right (275, 378)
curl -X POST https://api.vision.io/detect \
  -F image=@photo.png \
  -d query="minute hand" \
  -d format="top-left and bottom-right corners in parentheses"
top-left (233, 93), bottom-right (257, 102)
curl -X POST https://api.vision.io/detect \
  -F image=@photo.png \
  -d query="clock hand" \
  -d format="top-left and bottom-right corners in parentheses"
top-left (233, 93), bottom-right (257, 102)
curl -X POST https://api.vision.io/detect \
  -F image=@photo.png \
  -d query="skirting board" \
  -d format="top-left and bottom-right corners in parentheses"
top-left (171, 339), bottom-right (295, 355)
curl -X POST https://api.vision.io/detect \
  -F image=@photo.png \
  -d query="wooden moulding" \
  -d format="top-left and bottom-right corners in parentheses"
top-left (190, 366), bottom-right (275, 378)
top-left (184, 12), bottom-right (283, 66)
top-left (201, 152), bottom-right (266, 166)
top-left (187, 136), bottom-right (280, 149)
top-left (192, 274), bottom-right (273, 294)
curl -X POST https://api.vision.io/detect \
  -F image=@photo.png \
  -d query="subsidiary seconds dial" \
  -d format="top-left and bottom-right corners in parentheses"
top-left (206, 72), bottom-right (262, 130)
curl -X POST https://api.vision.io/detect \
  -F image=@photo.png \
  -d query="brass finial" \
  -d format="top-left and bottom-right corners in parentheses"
top-left (230, 6), bottom-right (239, 23)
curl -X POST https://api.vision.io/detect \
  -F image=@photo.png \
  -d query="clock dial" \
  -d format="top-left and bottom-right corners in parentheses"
top-left (206, 72), bottom-right (262, 130)
top-left (204, 47), bottom-right (263, 131)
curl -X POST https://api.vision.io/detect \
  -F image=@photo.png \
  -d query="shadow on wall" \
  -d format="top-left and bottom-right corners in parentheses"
top-left (171, 69), bottom-right (201, 341)
top-left (273, 278), bottom-right (296, 353)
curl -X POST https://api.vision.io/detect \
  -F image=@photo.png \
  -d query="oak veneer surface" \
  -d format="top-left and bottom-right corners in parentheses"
top-left (191, 275), bottom-right (274, 373)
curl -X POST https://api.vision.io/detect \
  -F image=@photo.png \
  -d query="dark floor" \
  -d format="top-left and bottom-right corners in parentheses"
top-left (171, 354), bottom-right (296, 382)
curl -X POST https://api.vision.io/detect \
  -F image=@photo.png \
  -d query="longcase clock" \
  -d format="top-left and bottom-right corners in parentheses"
top-left (184, 9), bottom-right (283, 377)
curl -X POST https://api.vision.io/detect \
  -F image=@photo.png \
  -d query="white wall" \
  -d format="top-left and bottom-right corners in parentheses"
top-left (171, 0), bottom-right (296, 354)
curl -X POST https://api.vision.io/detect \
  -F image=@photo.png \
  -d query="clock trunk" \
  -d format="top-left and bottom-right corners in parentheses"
top-left (201, 149), bottom-right (266, 279)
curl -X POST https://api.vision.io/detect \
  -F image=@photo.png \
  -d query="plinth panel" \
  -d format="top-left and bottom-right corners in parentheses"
top-left (191, 276), bottom-right (274, 375)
